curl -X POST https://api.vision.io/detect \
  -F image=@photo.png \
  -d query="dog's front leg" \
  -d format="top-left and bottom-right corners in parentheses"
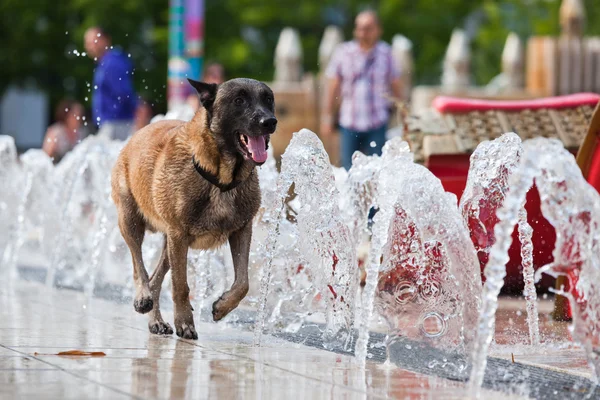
top-left (147, 236), bottom-right (173, 335)
top-left (213, 223), bottom-right (251, 321)
top-left (168, 232), bottom-right (197, 340)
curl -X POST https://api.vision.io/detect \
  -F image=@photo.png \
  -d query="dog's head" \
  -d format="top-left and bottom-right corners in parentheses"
top-left (188, 78), bottom-right (277, 165)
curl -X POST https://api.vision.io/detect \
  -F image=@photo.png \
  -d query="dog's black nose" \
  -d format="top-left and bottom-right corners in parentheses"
top-left (260, 117), bottom-right (277, 132)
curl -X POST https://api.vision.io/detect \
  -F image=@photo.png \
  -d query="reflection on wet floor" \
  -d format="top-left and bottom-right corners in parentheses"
top-left (0, 280), bottom-right (587, 399)
top-left (490, 298), bottom-right (591, 380)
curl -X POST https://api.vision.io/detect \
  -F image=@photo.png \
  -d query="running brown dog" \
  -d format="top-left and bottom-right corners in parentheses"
top-left (111, 78), bottom-right (276, 339)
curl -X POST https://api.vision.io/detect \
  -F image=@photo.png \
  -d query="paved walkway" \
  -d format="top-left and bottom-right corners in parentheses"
top-left (0, 278), bottom-right (581, 399)
top-left (0, 281), bottom-right (520, 400)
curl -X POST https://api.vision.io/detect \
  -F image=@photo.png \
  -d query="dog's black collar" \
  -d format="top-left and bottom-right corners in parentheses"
top-left (192, 156), bottom-right (248, 192)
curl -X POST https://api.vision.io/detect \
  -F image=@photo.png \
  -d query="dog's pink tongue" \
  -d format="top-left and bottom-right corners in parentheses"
top-left (247, 136), bottom-right (268, 163)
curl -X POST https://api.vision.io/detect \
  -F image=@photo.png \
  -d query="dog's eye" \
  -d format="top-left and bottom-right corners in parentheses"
top-left (266, 96), bottom-right (274, 105)
top-left (234, 97), bottom-right (244, 106)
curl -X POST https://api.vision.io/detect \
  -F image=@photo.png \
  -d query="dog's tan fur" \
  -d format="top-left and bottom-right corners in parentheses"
top-left (111, 78), bottom-right (274, 339)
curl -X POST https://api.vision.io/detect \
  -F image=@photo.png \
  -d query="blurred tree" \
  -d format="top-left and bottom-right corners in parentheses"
top-left (0, 0), bottom-right (168, 121)
top-left (204, 0), bottom-right (600, 86)
top-left (377, 0), bottom-right (479, 84)
top-left (471, 0), bottom-right (561, 85)
top-left (1, 0), bottom-right (600, 130)
top-left (470, 0), bottom-right (600, 85)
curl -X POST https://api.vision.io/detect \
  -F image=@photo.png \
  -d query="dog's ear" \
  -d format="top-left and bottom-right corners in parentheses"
top-left (187, 79), bottom-right (217, 110)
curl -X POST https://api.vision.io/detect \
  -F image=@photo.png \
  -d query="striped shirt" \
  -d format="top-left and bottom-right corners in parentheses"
top-left (326, 41), bottom-right (400, 131)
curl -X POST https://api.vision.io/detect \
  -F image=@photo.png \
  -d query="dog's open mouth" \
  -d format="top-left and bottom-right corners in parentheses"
top-left (239, 134), bottom-right (269, 164)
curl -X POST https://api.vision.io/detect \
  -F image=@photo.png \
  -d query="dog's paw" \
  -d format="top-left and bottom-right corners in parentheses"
top-left (212, 297), bottom-right (233, 322)
top-left (148, 320), bottom-right (173, 335)
top-left (134, 296), bottom-right (154, 314)
top-left (175, 323), bottom-right (198, 340)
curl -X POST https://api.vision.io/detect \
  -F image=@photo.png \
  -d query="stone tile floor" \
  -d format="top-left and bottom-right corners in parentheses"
top-left (0, 279), bottom-right (588, 399)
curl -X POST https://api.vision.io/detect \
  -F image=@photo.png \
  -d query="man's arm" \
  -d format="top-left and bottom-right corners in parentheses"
top-left (321, 77), bottom-right (341, 137)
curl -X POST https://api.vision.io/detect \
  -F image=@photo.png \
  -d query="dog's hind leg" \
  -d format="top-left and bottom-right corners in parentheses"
top-left (148, 236), bottom-right (173, 335)
top-left (168, 232), bottom-right (197, 340)
top-left (117, 194), bottom-right (153, 314)
top-left (213, 223), bottom-right (251, 321)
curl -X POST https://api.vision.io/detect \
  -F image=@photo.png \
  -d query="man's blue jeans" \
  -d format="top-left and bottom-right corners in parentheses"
top-left (338, 124), bottom-right (387, 228)
top-left (339, 124), bottom-right (387, 170)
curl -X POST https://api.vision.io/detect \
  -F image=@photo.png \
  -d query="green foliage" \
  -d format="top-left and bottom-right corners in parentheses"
top-left (0, 0), bottom-right (168, 116)
top-left (204, 0), bottom-right (478, 84)
top-left (2, 0), bottom-right (600, 124)
top-left (471, 0), bottom-right (599, 84)
top-left (206, 0), bottom-right (600, 86)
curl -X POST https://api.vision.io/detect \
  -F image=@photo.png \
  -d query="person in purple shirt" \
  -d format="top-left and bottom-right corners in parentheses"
top-left (321, 10), bottom-right (403, 170)
top-left (84, 26), bottom-right (137, 141)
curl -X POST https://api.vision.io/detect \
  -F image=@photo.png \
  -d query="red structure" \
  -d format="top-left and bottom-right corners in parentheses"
top-left (426, 95), bottom-right (600, 295)
top-left (554, 101), bottom-right (600, 320)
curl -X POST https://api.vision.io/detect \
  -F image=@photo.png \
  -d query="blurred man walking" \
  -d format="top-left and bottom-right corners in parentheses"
top-left (321, 10), bottom-right (402, 170)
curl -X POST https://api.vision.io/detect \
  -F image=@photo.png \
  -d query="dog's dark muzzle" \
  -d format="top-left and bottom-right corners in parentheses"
top-left (258, 116), bottom-right (277, 134)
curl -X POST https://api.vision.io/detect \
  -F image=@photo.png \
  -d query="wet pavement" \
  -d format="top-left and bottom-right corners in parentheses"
top-left (0, 279), bottom-right (590, 399)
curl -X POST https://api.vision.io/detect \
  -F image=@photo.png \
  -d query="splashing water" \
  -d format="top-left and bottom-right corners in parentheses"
top-left (354, 142), bottom-right (408, 364)
top-left (459, 133), bottom-right (523, 265)
top-left (518, 205), bottom-right (540, 346)
top-left (0, 135), bottom-right (17, 166)
top-left (364, 140), bottom-right (482, 366)
top-left (470, 137), bottom-right (600, 393)
top-left (82, 147), bottom-right (119, 298)
top-left (1, 128), bottom-right (485, 369)
top-left (340, 151), bottom-right (381, 246)
top-left (189, 248), bottom-right (232, 320)
top-left (2, 150), bottom-right (53, 280)
top-left (0, 136), bottom-right (19, 257)
top-left (46, 137), bottom-right (125, 289)
top-left (255, 129), bottom-right (358, 345)
top-left (459, 133), bottom-right (540, 346)
top-left (253, 192), bottom-right (288, 345)
top-left (1, 170), bottom-right (32, 279)
top-left (5, 122), bottom-right (598, 381)
top-left (46, 155), bottom-right (89, 287)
